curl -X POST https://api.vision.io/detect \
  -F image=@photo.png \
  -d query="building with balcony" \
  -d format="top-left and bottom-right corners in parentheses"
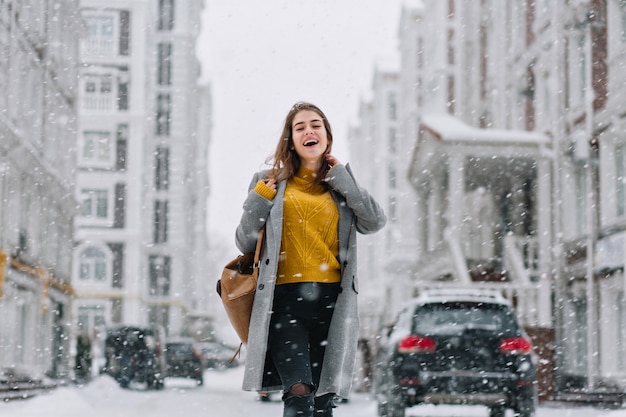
top-left (352, 0), bottom-right (626, 399)
top-left (74, 0), bottom-right (210, 345)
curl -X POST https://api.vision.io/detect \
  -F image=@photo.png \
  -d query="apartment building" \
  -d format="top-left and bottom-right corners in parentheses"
top-left (352, 0), bottom-right (626, 398)
top-left (0, 0), bottom-right (82, 378)
top-left (74, 0), bottom-right (210, 343)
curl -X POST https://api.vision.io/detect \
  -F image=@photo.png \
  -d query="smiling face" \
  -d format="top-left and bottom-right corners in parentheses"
top-left (291, 109), bottom-right (329, 170)
top-left (270, 102), bottom-right (334, 182)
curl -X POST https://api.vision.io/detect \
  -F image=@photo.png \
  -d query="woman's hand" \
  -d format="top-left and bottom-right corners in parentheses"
top-left (325, 154), bottom-right (341, 168)
top-left (264, 178), bottom-right (277, 191)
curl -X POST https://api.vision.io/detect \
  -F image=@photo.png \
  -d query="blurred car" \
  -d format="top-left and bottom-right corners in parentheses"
top-left (199, 342), bottom-right (240, 369)
top-left (102, 325), bottom-right (166, 390)
top-left (164, 338), bottom-right (204, 385)
top-left (373, 288), bottom-right (538, 417)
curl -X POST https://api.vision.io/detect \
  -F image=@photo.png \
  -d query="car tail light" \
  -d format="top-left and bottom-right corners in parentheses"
top-left (398, 335), bottom-right (436, 353)
top-left (499, 337), bottom-right (532, 354)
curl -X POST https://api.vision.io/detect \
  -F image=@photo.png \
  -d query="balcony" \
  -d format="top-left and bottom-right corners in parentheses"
top-left (408, 113), bottom-right (551, 288)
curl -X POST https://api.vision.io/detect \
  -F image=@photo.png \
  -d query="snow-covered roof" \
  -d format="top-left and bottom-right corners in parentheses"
top-left (421, 113), bottom-right (549, 145)
top-left (407, 287), bottom-right (511, 308)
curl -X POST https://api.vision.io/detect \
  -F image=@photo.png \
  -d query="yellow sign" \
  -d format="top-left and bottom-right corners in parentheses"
top-left (0, 251), bottom-right (6, 300)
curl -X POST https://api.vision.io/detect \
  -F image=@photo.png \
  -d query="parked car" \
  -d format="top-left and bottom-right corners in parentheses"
top-left (199, 342), bottom-right (240, 369)
top-left (164, 338), bottom-right (204, 385)
top-left (102, 325), bottom-right (166, 390)
top-left (373, 288), bottom-right (538, 417)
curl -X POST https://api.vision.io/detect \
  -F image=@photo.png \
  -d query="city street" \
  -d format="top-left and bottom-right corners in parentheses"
top-left (0, 366), bottom-right (623, 417)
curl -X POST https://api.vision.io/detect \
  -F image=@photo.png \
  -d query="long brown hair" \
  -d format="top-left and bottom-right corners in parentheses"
top-left (268, 102), bottom-right (334, 186)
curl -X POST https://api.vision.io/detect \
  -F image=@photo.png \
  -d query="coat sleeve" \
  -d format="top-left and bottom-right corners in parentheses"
top-left (324, 164), bottom-right (386, 234)
top-left (235, 171), bottom-right (274, 253)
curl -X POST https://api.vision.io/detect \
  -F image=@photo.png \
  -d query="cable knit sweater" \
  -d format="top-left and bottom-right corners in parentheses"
top-left (254, 167), bottom-right (341, 285)
top-left (238, 163), bottom-right (387, 396)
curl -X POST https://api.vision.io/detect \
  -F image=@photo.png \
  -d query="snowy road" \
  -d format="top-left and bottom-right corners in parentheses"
top-left (0, 366), bottom-right (623, 417)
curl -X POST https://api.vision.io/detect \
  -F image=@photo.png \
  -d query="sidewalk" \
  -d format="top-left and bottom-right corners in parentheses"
top-left (0, 368), bottom-right (66, 402)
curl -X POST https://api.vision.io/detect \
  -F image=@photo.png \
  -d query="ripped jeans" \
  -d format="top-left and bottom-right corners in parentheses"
top-left (268, 282), bottom-right (340, 417)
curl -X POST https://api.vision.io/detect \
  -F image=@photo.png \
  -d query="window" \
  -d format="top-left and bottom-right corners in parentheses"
top-left (156, 94), bottom-right (171, 136)
top-left (82, 131), bottom-right (112, 163)
top-left (119, 10), bottom-right (130, 55)
top-left (524, 67), bottom-right (535, 131)
top-left (389, 127), bottom-right (397, 155)
top-left (109, 243), bottom-right (124, 288)
top-left (79, 247), bottom-right (107, 281)
top-left (117, 73), bottom-right (128, 111)
top-left (83, 74), bottom-right (114, 111)
top-left (388, 92), bottom-right (397, 121)
top-left (575, 167), bottom-right (587, 236)
top-left (148, 305), bottom-right (169, 330)
top-left (116, 124), bottom-right (128, 170)
top-left (77, 305), bottom-right (106, 333)
top-left (158, 0), bottom-right (175, 31)
top-left (112, 299), bottom-right (122, 323)
top-left (542, 71), bottom-right (551, 122)
top-left (389, 194), bottom-right (397, 223)
top-left (388, 164), bottom-right (397, 190)
top-left (155, 146), bottom-right (170, 190)
top-left (157, 43), bottom-right (172, 86)
top-left (84, 15), bottom-right (115, 56)
top-left (81, 189), bottom-right (108, 219)
top-left (113, 183), bottom-right (126, 228)
top-left (153, 200), bottom-right (169, 243)
top-left (572, 298), bottom-right (588, 373)
top-left (149, 255), bottom-right (171, 296)
top-left (617, 144), bottom-right (625, 217)
top-left (578, 34), bottom-right (589, 100)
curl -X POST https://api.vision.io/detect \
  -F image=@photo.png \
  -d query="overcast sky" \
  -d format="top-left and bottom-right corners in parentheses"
top-left (197, 0), bottom-right (405, 247)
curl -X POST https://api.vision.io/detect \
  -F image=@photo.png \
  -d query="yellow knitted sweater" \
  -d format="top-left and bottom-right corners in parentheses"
top-left (275, 167), bottom-right (341, 285)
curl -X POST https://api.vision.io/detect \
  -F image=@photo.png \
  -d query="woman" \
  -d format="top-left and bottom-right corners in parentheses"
top-left (236, 102), bottom-right (386, 417)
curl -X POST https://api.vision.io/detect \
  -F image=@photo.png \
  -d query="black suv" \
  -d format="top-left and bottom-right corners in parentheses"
top-left (102, 325), bottom-right (166, 390)
top-left (164, 338), bottom-right (205, 385)
top-left (374, 289), bottom-right (537, 417)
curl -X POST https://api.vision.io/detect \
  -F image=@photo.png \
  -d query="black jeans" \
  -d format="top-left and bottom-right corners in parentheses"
top-left (269, 282), bottom-right (340, 416)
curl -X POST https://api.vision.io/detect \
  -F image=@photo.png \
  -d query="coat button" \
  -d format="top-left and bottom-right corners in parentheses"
top-left (265, 259), bottom-right (270, 265)
top-left (258, 283), bottom-right (265, 290)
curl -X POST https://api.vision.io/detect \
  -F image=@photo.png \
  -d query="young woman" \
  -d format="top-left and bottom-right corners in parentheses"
top-left (235, 102), bottom-right (386, 417)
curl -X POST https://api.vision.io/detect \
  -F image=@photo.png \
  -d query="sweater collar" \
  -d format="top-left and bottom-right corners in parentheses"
top-left (295, 166), bottom-right (318, 182)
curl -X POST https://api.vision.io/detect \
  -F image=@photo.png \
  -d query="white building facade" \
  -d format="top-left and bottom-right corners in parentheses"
top-left (0, 0), bottom-right (82, 378)
top-left (74, 0), bottom-right (210, 342)
top-left (352, 0), bottom-right (626, 399)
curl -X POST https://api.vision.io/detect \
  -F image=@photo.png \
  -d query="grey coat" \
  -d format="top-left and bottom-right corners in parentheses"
top-left (235, 164), bottom-right (386, 398)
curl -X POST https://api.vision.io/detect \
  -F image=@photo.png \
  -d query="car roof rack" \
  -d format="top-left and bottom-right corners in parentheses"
top-left (412, 287), bottom-right (510, 305)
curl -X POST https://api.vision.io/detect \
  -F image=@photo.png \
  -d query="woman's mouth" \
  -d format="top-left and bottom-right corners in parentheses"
top-left (304, 139), bottom-right (318, 147)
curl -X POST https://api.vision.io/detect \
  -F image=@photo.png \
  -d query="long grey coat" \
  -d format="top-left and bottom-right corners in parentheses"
top-left (235, 164), bottom-right (386, 398)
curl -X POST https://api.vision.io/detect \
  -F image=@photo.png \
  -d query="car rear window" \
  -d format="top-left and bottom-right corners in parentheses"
top-left (167, 343), bottom-right (193, 354)
top-left (411, 302), bottom-right (520, 336)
